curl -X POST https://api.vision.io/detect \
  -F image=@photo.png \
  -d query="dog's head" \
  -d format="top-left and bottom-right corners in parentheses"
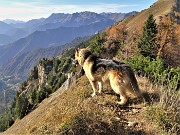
top-left (75, 48), bottom-right (92, 66)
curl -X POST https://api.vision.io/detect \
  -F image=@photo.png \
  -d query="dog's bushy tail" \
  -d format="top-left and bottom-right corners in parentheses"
top-left (120, 64), bottom-right (141, 97)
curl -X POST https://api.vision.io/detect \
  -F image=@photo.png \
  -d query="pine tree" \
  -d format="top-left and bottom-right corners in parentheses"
top-left (138, 14), bottom-right (158, 57)
top-left (15, 93), bottom-right (29, 119)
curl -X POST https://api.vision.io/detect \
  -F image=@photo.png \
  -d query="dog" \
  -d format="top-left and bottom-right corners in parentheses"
top-left (75, 48), bottom-right (141, 105)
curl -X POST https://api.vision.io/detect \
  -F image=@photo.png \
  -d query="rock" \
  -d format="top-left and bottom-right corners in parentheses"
top-left (128, 122), bottom-right (138, 127)
top-left (115, 117), bottom-right (121, 121)
top-left (132, 109), bottom-right (139, 114)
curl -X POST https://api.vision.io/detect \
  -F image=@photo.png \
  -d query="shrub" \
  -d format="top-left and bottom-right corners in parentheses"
top-left (146, 100), bottom-right (179, 134)
top-left (124, 53), bottom-right (180, 89)
top-left (89, 33), bottom-right (105, 55)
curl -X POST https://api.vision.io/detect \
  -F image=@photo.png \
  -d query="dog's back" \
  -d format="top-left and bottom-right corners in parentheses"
top-left (93, 58), bottom-right (140, 96)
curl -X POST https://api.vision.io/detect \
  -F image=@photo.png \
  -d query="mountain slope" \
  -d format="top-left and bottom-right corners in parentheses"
top-left (0, 28), bottom-right (29, 45)
top-left (0, 21), bottom-right (14, 34)
top-left (105, 0), bottom-right (180, 66)
top-left (0, 34), bottom-right (15, 45)
top-left (3, 75), bottom-right (161, 134)
top-left (0, 37), bottom-right (90, 77)
top-left (124, 0), bottom-right (175, 31)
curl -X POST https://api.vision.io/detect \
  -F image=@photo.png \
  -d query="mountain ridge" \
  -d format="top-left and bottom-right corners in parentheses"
top-left (0, 36), bottom-right (90, 77)
top-left (0, 19), bottom-right (114, 66)
top-left (0, 11), bottom-right (139, 76)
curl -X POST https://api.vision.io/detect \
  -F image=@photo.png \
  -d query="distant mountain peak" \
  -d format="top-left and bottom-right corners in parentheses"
top-left (2, 19), bottom-right (25, 24)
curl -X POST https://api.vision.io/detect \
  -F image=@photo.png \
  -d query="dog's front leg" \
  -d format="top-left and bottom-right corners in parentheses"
top-left (89, 80), bottom-right (98, 97)
top-left (98, 82), bottom-right (102, 94)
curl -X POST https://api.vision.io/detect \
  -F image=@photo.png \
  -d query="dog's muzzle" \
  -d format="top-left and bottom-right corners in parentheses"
top-left (72, 59), bottom-right (79, 66)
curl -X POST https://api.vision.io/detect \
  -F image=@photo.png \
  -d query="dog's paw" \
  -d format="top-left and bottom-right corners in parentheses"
top-left (97, 91), bottom-right (103, 96)
top-left (117, 101), bottom-right (127, 105)
top-left (91, 93), bottom-right (96, 97)
top-left (98, 91), bottom-right (102, 94)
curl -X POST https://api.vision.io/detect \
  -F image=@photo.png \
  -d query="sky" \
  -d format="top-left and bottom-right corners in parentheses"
top-left (0, 0), bottom-right (157, 21)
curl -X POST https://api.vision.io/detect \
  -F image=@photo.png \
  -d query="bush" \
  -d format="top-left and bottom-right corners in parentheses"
top-left (124, 53), bottom-right (180, 89)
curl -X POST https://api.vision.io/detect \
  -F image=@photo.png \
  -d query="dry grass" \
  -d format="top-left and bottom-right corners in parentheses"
top-left (1, 75), bottom-right (177, 135)
top-left (3, 76), bottom-right (126, 134)
top-left (3, 74), bottom-right (170, 135)
top-left (146, 89), bottom-right (180, 134)
top-left (105, 0), bottom-right (177, 61)
top-left (125, 0), bottom-right (175, 31)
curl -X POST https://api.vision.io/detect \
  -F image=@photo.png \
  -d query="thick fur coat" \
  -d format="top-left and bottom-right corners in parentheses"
top-left (75, 48), bottom-right (141, 105)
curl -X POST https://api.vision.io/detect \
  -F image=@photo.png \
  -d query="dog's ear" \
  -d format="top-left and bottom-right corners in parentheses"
top-left (75, 48), bottom-right (79, 57)
top-left (86, 47), bottom-right (91, 51)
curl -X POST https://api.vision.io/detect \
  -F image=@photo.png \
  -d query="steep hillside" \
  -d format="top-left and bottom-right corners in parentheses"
top-left (3, 75), bottom-right (162, 134)
top-left (1, 0), bottom-right (179, 134)
top-left (104, 0), bottom-right (180, 66)
top-left (125, 0), bottom-right (175, 30)
top-left (0, 37), bottom-right (90, 116)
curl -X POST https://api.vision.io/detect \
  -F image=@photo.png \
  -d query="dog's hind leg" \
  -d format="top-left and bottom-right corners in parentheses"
top-left (117, 90), bottom-right (127, 105)
top-left (89, 80), bottom-right (98, 97)
top-left (110, 78), bottom-right (128, 105)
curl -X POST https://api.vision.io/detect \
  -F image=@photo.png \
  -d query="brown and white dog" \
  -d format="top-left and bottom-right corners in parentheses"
top-left (75, 48), bottom-right (141, 105)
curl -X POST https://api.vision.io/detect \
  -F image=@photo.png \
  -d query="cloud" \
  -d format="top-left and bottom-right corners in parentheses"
top-left (0, 1), bottom-right (140, 21)
top-left (52, 4), bottom-right (139, 13)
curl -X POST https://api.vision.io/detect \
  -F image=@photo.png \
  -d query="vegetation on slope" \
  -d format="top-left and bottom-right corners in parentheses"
top-left (0, 35), bottom-right (94, 132)
top-left (0, 56), bottom-right (74, 131)
top-left (1, 0), bottom-right (180, 134)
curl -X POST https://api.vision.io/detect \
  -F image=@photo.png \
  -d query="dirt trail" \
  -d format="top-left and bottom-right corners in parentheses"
top-left (115, 76), bottom-right (161, 134)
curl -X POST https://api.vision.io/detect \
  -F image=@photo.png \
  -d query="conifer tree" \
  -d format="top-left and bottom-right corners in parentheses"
top-left (15, 93), bottom-right (29, 119)
top-left (138, 14), bottom-right (158, 57)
